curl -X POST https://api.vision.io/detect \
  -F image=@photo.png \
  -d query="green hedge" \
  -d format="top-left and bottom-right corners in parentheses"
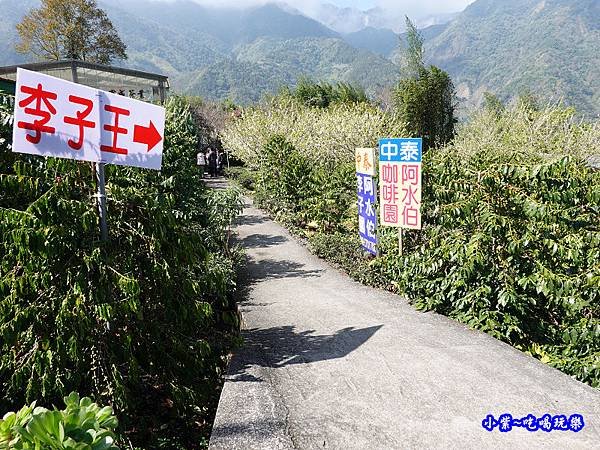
top-left (0, 95), bottom-right (243, 447)
top-left (228, 102), bottom-right (600, 388)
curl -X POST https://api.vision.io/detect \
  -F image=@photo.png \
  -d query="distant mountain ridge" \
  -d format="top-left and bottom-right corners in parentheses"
top-left (300, 2), bottom-right (458, 34)
top-left (425, 0), bottom-right (600, 116)
top-left (0, 0), bottom-right (598, 115)
top-left (106, 1), bottom-right (398, 103)
top-left (0, 0), bottom-right (399, 103)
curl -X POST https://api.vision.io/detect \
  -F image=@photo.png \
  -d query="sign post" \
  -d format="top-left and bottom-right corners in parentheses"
top-left (399, 228), bottom-right (403, 256)
top-left (96, 163), bottom-right (108, 241)
top-left (378, 138), bottom-right (423, 255)
top-left (355, 148), bottom-right (378, 256)
top-left (12, 68), bottom-right (166, 241)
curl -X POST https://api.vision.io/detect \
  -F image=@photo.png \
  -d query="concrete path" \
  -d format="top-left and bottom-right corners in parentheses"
top-left (209, 196), bottom-right (600, 449)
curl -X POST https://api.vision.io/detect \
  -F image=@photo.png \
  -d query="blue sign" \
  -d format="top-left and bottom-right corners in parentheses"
top-left (379, 138), bottom-right (422, 163)
top-left (482, 413), bottom-right (585, 433)
top-left (357, 173), bottom-right (377, 255)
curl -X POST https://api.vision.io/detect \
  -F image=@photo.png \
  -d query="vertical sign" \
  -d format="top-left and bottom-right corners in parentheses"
top-left (379, 138), bottom-right (422, 229)
top-left (356, 148), bottom-right (377, 256)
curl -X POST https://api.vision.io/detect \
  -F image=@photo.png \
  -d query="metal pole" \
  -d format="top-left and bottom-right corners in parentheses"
top-left (96, 162), bottom-right (108, 241)
top-left (398, 228), bottom-right (403, 256)
top-left (158, 80), bottom-right (165, 105)
top-left (72, 67), bottom-right (107, 242)
top-left (70, 60), bottom-right (79, 83)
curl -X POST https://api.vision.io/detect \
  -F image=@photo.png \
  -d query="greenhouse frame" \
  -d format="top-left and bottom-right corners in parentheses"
top-left (0, 59), bottom-right (169, 103)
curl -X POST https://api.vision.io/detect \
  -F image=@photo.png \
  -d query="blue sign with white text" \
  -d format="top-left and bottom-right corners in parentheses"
top-left (379, 138), bottom-right (422, 163)
top-left (357, 173), bottom-right (377, 256)
top-left (482, 413), bottom-right (585, 433)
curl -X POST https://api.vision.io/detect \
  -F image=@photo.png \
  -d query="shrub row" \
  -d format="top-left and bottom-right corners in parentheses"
top-left (0, 95), bottom-right (243, 448)
top-left (226, 102), bottom-right (600, 388)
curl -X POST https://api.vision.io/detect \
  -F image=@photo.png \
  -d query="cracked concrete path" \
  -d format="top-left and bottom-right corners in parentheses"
top-left (209, 197), bottom-right (600, 449)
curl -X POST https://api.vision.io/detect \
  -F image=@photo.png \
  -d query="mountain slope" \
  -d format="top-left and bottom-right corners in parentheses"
top-left (101, 0), bottom-right (338, 49)
top-left (425, 0), bottom-right (600, 116)
top-left (343, 27), bottom-right (399, 58)
top-left (0, 0), bottom-right (395, 103)
top-left (179, 37), bottom-right (399, 103)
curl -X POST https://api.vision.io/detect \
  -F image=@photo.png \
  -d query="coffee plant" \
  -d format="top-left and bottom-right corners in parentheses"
top-left (226, 99), bottom-right (600, 388)
top-left (221, 96), bottom-right (407, 165)
top-left (0, 94), bottom-right (243, 447)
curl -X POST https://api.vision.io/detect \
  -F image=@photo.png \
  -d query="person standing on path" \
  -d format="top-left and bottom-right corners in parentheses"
top-left (208, 147), bottom-right (218, 178)
top-left (197, 149), bottom-right (207, 177)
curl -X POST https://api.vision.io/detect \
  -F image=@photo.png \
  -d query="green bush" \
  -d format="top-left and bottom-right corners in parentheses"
top-left (251, 136), bottom-right (357, 233)
top-left (221, 96), bottom-right (406, 166)
top-left (391, 154), bottom-right (600, 386)
top-left (1, 393), bottom-right (118, 449)
top-left (280, 77), bottom-right (369, 108)
top-left (387, 106), bottom-right (600, 385)
top-left (227, 100), bottom-right (600, 388)
top-left (224, 167), bottom-right (256, 191)
top-left (0, 95), bottom-right (243, 447)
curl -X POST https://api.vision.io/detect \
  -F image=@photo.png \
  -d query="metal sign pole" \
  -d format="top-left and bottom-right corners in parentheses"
top-left (398, 228), bottom-right (403, 256)
top-left (72, 66), bottom-right (107, 242)
top-left (95, 162), bottom-right (108, 241)
top-left (13, 68), bottom-right (165, 242)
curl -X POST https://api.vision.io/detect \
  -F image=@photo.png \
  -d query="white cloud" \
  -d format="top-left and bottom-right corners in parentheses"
top-left (154, 0), bottom-right (475, 17)
top-left (371, 0), bottom-right (475, 17)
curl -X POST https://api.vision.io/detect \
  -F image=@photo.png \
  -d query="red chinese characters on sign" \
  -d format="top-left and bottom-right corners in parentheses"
top-left (64, 95), bottom-right (95, 150)
top-left (13, 68), bottom-right (165, 170)
top-left (379, 138), bottom-right (422, 230)
top-left (16, 84), bottom-right (138, 157)
top-left (402, 164), bottom-right (419, 185)
top-left (380, 163), bottom-right (400, 226)
top-left (400, 163), bottom-right (421, 229)
top-left (101, 105), bottom-right (130, 155)
top-left (17, 83), bottom-right (58, 144)
top-left (381, 163), bottom-right (398, 184)
top-left (383, 204), bottom-right (398, 224)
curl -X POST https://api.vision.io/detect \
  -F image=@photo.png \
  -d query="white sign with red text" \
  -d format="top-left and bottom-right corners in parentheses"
top-left (12, 68), bottom-right (165, 170)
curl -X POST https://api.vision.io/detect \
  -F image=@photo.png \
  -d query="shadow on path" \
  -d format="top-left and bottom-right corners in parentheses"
top-left (235, 214), bottom-right (269, 226)
top-left (242, 258), bottom-right (324, 282)
top-left (229, 325), bottom-right (383, 382)
top-left (239, 233), bottom-right (288, 249)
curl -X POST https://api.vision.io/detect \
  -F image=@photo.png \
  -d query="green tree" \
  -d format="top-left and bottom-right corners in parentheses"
top-left (403, 16), bottom-right (425, 78)
top-left (281, 77), bottom-right (368, 108)
top-left (394, 17), bottom-right (457, 150)
top-left (483, 92), bottom-right (505, 115)
top-left (517, 90), bottom-right (541, 112)
top-left (16, 0), bottom-right (127, 64)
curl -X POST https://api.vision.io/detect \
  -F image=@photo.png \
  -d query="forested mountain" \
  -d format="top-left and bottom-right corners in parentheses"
top-left (424, 0), bottom-right (600, 116)
top-left (0, 0), bottom-right (598, 114)
top-left (343, 27), bottom-right (399, 58)
top-left (106, 1), bottom-right (398, 102)
top-left (178, 36), bottom-right (397, 103)
top-left (0, 0), bottom-right (397, 103)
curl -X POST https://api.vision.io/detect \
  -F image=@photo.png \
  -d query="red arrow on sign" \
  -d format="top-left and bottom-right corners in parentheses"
top-left (133, 121), bottom-right (162, 152)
